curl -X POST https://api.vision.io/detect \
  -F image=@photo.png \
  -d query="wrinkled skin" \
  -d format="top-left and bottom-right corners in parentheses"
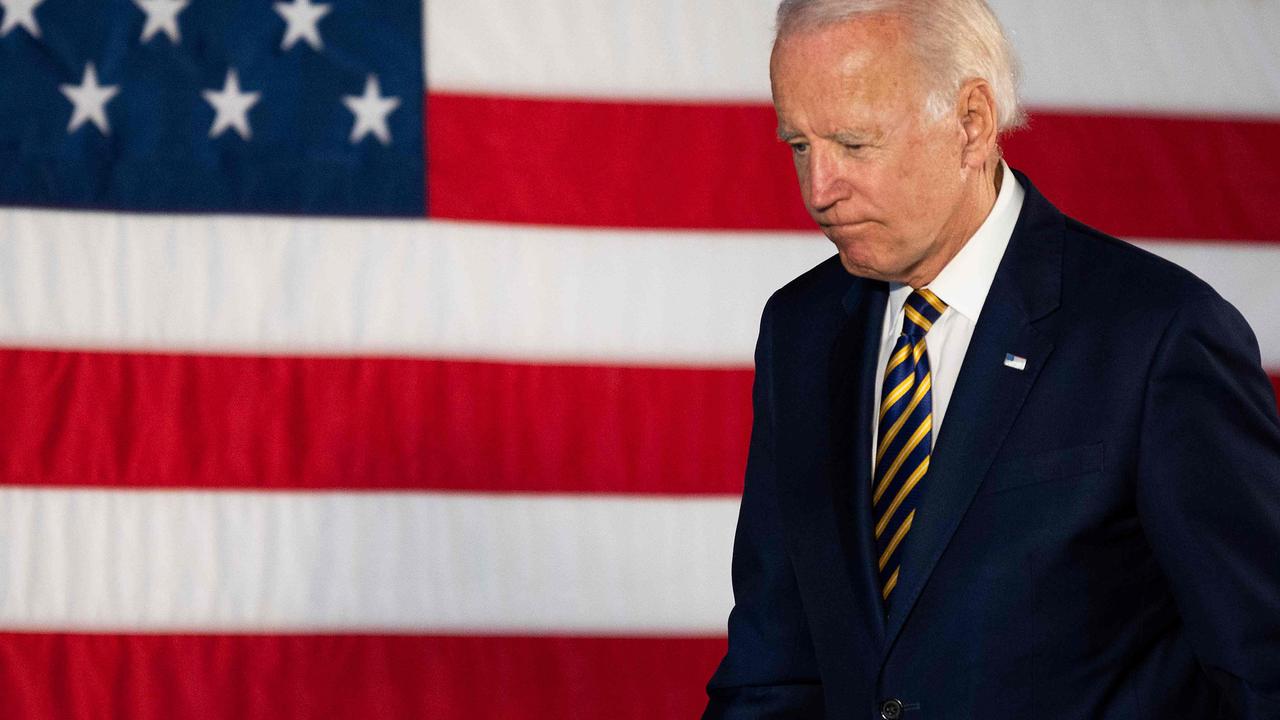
top-left (770, 14), bottom-right (1002, 287)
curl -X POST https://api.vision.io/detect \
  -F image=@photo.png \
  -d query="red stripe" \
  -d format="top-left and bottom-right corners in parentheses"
top-left (425, 93), bottom-right (809, 231)
top-left (0, 349), bottom-right (750, 494)
top-left (425, 93), bottom-right (1280, 242)
top-left (0, 633), bottom-right (724, 720)
top-left (4, 350), bottom-right (1273, 493)
top-left (1002, 111), bottom-right (1280, 243)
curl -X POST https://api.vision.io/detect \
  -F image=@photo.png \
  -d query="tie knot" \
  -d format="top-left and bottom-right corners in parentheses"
top-left (902, 289), bottom-right (947, 339)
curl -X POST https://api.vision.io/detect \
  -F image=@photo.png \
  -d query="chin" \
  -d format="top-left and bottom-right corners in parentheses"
top-left (837, 252), bottom-right (897, 282)
top-left (825, 226), bottom-right (918, 283)
top-left (829, 235), bottom-right (898, 282)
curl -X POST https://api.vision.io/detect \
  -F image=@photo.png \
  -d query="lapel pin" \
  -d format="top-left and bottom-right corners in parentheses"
top-left (1003, 353), bottom-right (1028, 371)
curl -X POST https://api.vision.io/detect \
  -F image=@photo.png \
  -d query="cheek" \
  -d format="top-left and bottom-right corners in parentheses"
top-left (788, 154), bottom-right (814, 205)
top-left (792, 156), bottom-right (811, 196)
top-left (900, 137), bottom-right (961, 207)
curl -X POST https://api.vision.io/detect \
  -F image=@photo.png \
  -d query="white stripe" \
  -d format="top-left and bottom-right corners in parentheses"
top-left (0, 207), bottom-right (830, 364)
top-left (427, 0), bottom-right (778, 101)
top-left (426, 0), bottom-right (1280, 117)
top-left (1, 209), bottom-right (1277, 369)
top-left (0, 488), bottom-right (736, 633)
top-left (998, 2), bottom-right (1280, 117)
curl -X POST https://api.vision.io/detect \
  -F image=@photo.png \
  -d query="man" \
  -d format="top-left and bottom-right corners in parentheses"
top-left (704, 1), bottom-right (1280, 717)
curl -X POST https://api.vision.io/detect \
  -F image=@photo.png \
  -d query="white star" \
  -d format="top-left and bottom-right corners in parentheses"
top-left (0, 0), bottom-right (45, 38)
top-left (134, 0), bottom-right (188, 44)
top-left (342, 74), bottom-right (400, 146)
top-left (202, 69), bottom-right (261, 140)
top-left (60, 63), bottom-right (120, 135)
top-left (274, 0), bottom-right (330, 51)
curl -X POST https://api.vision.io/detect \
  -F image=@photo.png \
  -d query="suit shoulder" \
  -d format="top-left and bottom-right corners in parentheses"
top-left (764, 254), bottom-right (854, 318)
top-left (1061, 216), bottom-right (1221, 309)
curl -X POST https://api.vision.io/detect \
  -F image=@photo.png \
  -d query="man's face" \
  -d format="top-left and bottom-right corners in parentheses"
top-left (770, 15), bottom-right (971, 283)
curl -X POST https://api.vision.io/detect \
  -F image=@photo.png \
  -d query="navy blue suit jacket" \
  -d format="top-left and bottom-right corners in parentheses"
top-left (704, 172), bottom-right (1280, 718)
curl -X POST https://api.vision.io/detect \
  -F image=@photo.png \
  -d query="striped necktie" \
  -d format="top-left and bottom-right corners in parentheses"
top-left (874, 288), bottom-right (947, 610)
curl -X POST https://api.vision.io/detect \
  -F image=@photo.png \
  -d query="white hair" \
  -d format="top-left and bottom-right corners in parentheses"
top-left (775, 0), bottom-right (1027, 133)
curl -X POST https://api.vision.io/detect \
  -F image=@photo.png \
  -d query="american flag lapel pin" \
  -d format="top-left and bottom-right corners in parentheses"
top-left (1003, 353), bottom-right (1028, 371)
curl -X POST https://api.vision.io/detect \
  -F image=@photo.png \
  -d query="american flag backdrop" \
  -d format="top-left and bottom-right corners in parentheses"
top-left (0, 0), bottom-right (1278, 717)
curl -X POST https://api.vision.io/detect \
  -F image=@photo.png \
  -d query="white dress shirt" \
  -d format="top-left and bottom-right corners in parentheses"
top-left (871, 161), bottom-right (1026, 465)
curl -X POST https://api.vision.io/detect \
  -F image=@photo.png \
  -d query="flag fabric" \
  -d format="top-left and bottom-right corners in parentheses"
top-left (1, 1), bottom-right (1278, 718)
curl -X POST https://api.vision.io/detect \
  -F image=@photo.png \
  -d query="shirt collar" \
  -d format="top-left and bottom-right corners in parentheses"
top-left (888, 160), bottom-right (1025, 323)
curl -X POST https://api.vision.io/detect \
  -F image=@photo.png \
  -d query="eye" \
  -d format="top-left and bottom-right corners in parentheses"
top-left (789, 142), bottom-right (809, 155)
top-left (842, 142), bottom-right (864, 152)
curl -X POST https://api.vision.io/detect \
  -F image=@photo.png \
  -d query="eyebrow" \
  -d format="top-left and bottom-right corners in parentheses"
top-left (775, 127), bottom-right (882, 144)
top-left (776, 127), bottom-right (801, 142)
top-left (832, 130), bottom-right (874, 145)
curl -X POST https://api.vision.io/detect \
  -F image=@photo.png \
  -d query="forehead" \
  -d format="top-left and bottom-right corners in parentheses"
top-left (770, 14), bottom-right (923, 121)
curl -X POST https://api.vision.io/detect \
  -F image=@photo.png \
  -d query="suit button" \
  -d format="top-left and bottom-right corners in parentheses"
top-left (879, 698), bottom-right (904, 720)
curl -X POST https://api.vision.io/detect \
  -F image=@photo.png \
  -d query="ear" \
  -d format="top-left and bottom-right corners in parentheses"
top-left (957, 78), bottom-right (998, 169)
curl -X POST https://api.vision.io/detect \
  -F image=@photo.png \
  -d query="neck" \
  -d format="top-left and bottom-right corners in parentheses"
top-left (902, 158), bottom-right (1002, 288)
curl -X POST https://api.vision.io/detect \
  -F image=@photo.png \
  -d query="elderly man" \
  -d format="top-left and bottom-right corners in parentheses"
top-left (704, 0), bottom-right (1280, 718)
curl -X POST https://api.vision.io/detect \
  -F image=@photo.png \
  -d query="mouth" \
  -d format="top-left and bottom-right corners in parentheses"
top-left (819, 220), bottom-right (874, 237)
top-left (819, 219), bottom-right (871, 229)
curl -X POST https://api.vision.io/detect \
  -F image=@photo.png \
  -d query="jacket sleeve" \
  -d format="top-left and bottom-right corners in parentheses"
top-left (704, 299), bottom-right (824, 719)
top-left (1136, 291), bottom-right (1280, 718)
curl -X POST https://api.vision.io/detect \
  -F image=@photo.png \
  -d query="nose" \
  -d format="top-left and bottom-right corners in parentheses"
top-left (804, 146), bottom-right (848, 213)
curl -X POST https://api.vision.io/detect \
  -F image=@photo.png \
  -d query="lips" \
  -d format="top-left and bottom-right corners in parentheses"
top-left (819, 220), bottom-right (873, 235)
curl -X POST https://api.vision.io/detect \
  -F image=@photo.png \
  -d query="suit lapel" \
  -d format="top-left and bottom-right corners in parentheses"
top-left (773, 266), bottom-right (888, 680)
top-left (881, 175), bottom-right (1065, 652)
top-left (831, 279), bottom-right (891, 647)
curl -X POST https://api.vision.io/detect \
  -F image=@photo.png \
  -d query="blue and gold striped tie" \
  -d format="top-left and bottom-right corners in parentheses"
top-left (874, 288), bottom-right (947, 610)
